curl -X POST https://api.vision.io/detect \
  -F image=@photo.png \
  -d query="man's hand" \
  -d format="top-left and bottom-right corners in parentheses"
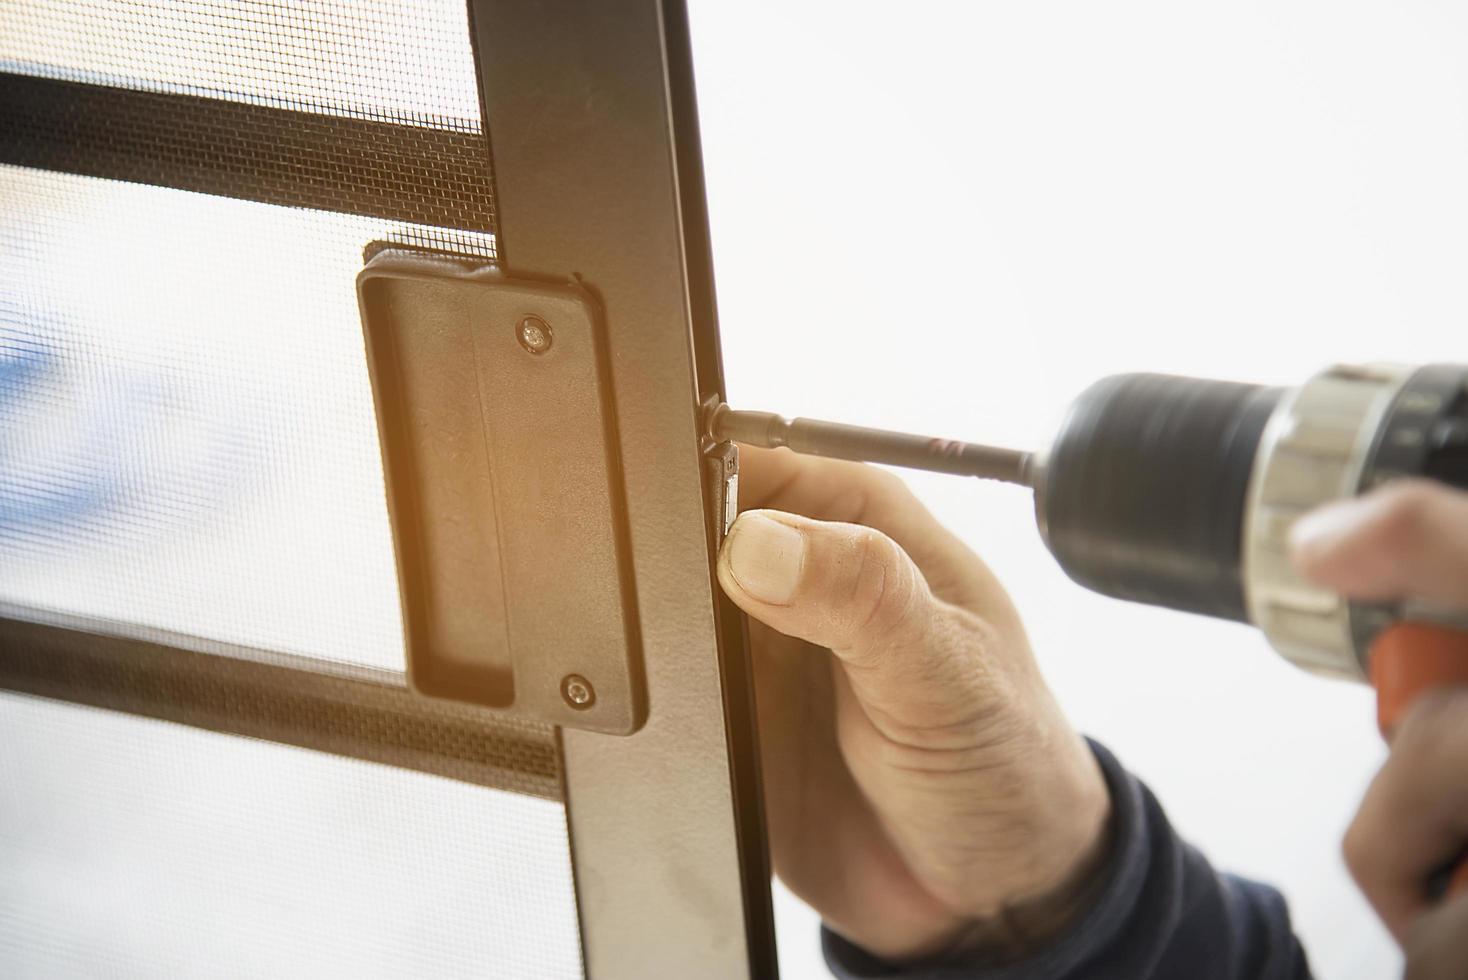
top-left (1290, 480), bottom-right (1468, 963)
top-left (1348, 689), bottom-right (1468, 980)
top-left (717, 446), bottom-right (1110, 962)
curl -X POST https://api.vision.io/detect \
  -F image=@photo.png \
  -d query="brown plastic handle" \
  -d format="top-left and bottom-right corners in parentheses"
top-left (1370, 622), bottom-right (1468, 898)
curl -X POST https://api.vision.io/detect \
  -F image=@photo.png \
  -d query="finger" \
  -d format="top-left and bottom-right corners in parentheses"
top-left (1404, 889), bottom-right (1468, 980)
top-left (1343, 689), bottom-right (1468, 941)
top-left (735, 444), bottom-right (1010, 616)
top-left (717, 508), bottom-right (1008, 735)
top-left (1290, 481), bottom-right (1468, 607)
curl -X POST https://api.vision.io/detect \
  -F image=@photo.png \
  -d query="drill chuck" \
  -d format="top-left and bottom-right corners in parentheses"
top-left (1036, 364), bottom-right (1468, 680)
top-left (1033, 374), bottom-right (1281, 624)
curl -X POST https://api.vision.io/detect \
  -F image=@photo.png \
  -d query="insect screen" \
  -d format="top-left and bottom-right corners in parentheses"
top-left (0, 691), bottom-right (582, 979)
top-left (0, 2), bottom-right (583, 975)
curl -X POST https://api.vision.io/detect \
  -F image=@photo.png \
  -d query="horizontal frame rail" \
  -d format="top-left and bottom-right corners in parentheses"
top-left (0, 72), bottom-right (496, 231)
top-left (0, 617), bottom-right (561, 800)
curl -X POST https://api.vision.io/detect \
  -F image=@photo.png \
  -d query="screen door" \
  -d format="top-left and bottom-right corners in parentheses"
top-left (0, 2), bottom-right (775, 976)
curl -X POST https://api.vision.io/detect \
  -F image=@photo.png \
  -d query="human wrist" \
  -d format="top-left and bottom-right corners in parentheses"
top-left (852, 728), bottom-right (1114, 967)
top-left (938, 737), bottom-right (1114, 962)
top-left (943, 787), bottom-right (1114, 964)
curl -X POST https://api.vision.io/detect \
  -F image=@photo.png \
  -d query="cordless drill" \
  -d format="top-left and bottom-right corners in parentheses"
top-left (711, 363), bottom-right (1468, 889)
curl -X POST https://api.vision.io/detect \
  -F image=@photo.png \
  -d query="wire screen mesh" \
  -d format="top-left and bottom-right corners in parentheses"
top-left (1, 0), bottom-right (482, 127)
top-left (0, 164), bottom-right (489, 669)
top-left (0, 0), bottom-right (501, 666)
top-left (1, 1), bottom-right (586, 975)
top-left (0, 691), bottom-right (584, 979)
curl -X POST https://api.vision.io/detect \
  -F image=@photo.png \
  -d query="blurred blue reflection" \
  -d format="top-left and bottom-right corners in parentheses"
top-left (0, 316), bottom-right (127, 535)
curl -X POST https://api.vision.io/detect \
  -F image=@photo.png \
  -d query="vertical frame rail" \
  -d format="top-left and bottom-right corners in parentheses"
top-left (469, 0), bottom-right (777, 975)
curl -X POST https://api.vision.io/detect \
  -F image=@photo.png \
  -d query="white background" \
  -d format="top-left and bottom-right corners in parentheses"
top-left (687, 3), bottom-right (1468, 977)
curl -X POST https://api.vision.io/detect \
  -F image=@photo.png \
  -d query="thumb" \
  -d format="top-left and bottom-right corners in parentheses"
top-left (717, 509), bottom-right (999, 730)
top-left (1289, 481), bottom-right (1468, 607)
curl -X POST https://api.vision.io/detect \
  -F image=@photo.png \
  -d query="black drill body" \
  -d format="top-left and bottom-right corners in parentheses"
top-left (712, 366), bottom-right (1468, 633)
top-left (1035, 375), bottom-right (1282, 623)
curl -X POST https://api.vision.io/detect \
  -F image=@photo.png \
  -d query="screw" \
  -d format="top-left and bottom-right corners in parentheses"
top-left (561, 674), bottom-right (595, 710)
top-left (517, 315), bottom-right (553, 354)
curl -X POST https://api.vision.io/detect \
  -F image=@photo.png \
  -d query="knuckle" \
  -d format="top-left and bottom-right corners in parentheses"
top-left (1371, 483), bottom-right (1438, 554)
top-left (866, 465), bottom-right (911, 500)
top-left (1341, 815), bottom-right (1370, 881)
top-left (1390, 689), bottom-right (1468, 796)
top-left (847, 528), bottom-right (917, 640)
top-left (1393, 688), bottom-right (1464, 758)
top-left (825, 465), bottom-right (913, 524)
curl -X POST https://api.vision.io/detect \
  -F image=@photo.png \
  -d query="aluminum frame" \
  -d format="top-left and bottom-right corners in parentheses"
top-left (469, 0), bottom-right (776, 974)
top-left (0, 617), bottom-right (563, 800)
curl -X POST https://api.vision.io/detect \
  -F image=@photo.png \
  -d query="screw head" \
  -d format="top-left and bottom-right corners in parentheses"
top-left (561, 674), bottom-right (595, 710)
top-left (517, 315), bottom-right (553, 354)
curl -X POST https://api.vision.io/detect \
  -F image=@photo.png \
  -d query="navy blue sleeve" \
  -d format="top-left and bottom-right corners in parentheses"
top-left (822, 740), bottom-right (1311, 980)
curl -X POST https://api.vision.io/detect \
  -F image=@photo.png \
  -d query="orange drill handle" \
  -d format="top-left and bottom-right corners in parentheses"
top-left (1370, 622), bottom-right (1468, 898)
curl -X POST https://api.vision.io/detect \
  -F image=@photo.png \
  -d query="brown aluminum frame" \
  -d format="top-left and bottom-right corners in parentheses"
top-left (469, 1), bottom-right (776, 973)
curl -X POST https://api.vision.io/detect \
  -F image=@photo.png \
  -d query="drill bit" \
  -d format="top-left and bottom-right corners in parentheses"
top-left (708, 403), bottom-right (1035, 487)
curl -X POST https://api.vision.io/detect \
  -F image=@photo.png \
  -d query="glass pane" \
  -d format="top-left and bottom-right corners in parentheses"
top-left (0, 691), bottom-right (583, 978)
top-left (0, 166), bottom-right (496, 670)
